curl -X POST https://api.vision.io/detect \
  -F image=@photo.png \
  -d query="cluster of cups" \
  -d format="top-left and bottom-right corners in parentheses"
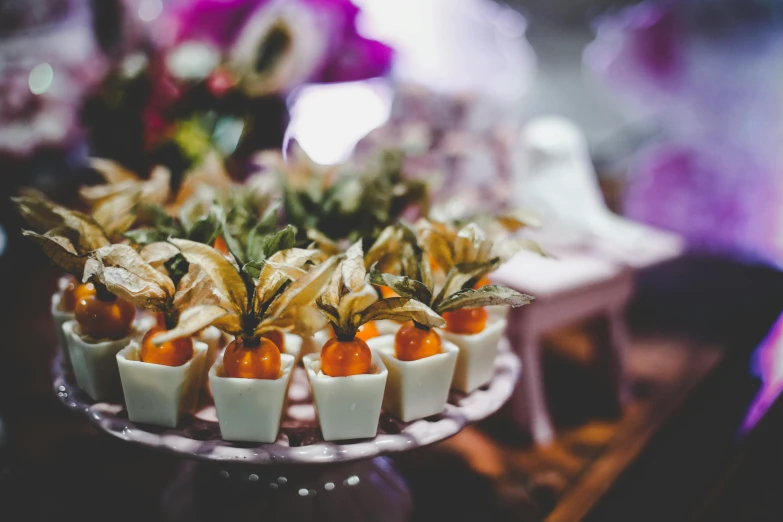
top-left (54, 284), bottom-right (509, 443)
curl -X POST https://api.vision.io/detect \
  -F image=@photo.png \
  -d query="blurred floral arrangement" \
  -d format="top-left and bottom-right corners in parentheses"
top-left (88, 0), bottom-right (393, 175)
top-left (1, 0), bottom-right (392, 173)
top-left (14, 146), bottom-right (537, 439)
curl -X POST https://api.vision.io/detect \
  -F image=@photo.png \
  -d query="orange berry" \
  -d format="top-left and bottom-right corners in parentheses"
top-left (261, 329), bottom-right (286, 352)
top-left (379, 286), bottom-right (399, 298)
top-left (140, 325), bottom-right (194, 366)
top-left (60, 280), bottom-right (95, 312)
top-left (394, 323), bottom-right (442, 361)
top-left (320, 337), bottom-right (372, 377)
top-left (443, 307), bottom-right (488, 335)
top-left (223, 337), bottom-right (281, 379)
top-left (75, 293), bottom-right (136, 340)
top-left (213, 236), bottom-right (229, 256)
top-left (473, 276), bottom-right (491, 289)
top-left (356, 322), bottom-right (379, 342)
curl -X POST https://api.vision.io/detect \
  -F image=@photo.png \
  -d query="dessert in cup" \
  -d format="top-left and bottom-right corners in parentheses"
top-left (415, 219), bottom-right (535, 392)
top-left (307, 241), bottom-right (444, 436)
top-left (14, 192), bottom-right (144, 400)
top-left (83, 242), bottom-right (230, 427)
top-left (171, 238), bottom-right (339, 442)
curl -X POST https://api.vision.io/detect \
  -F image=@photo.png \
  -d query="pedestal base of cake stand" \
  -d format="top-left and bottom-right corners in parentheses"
top-left (162, 457), bottom-right (411, 522)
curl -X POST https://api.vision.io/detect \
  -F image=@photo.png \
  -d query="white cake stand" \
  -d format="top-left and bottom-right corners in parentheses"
top-left (53, 340), bottom-right (520, 522)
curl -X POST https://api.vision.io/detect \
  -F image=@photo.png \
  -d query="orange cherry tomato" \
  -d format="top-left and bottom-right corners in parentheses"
top-left (443, 307), bottom-right (488, 335)
top-left (223, 337), bottom-right (281, 379)
top-left (379, 286), bottom-right (399, 299)
top-left (140, 325), bottom-right (194, 366)
top-left (356, 322), bottom-right (379, 342)
top-left (60, 280), bottom-right (96, 312)
top-left (75, 293), bottom-right (136, 340)
top-left (320, 337), bottom-right (372, 377)
top-left (261, 329), bottom-right (286, 352)
top-left (473, 276), bottom-right (491, 289)
top-left (394, 322), bottom-right (442, 361)
top-left (213, 236), bottom-right (230, 256)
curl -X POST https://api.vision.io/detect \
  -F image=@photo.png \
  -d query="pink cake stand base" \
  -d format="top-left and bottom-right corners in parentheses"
top-left (53, 340), bottom-right (520, 522)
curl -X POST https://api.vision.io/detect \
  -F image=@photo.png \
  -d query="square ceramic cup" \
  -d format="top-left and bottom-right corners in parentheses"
top-left (116, 340), bottom-right (208, 428)
top-left (51, 292), bottom-right (75, 365)
top-left (440, 317), bottom-right (506, 393)
top-left (63, 320), bottom-right (149, 401)
top-left (209, 353), bottom-right (295, 443)
top-left (375, 320), bottom-right (402, 336)
top-left (367, 334), bottom-right (458, 422)
top-left (303, 351), bottom-right (387, 441)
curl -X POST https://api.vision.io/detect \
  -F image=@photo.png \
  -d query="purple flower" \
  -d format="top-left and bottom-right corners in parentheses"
top-left (163, 0), bottom-right (392, 93)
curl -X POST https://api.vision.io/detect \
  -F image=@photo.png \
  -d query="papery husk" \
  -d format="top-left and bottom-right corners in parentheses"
top-left (336, 284), bottom-right (378, 332)
top-left (169, 238), bottom-right (248, 316)
top-left (340, 240), bottom-right (365, 292)
top-left (357, 297), bottom-right (444, 329)
top-left (253, 248), bottom-right (326, 314)
top-left (140, 242), bottom-right (181, 272)
top-left (436, 285), bottom-right (534, 314)
top-left (152, 304), bottom-right (229, 345)
top-left (173, 263), bottom-right (223, 310)
top-left (84, 244), bottom-right (175, 312)
top-left (21, 230), bottom-right (87, 275)
top-left (263, 255), bottom-right (340, 322)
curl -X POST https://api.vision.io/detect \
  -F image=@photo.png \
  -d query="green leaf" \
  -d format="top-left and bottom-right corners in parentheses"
top-left (123, 227), bottom-right (169, 246)
top-left (256, 225), bottom-right (297, 260)
top-left (242, 260), bottom-right (265, 281)
top-left (367, 264), bottom-right (432, 305)
top-left (186, 215), bottom-right (220, 245)
top-left (436, 285), bottom-right (535, 314)
top-left (212, 205), bottom-right (245, 265)
top-left (164, 254), bottom-right (190, 288)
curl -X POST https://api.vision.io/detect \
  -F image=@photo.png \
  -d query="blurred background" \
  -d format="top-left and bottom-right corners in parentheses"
top-left (3, 0), bottom-right (783, 520)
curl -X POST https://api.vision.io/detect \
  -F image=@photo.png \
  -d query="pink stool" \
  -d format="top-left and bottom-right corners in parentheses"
top-left (492, 250), bottom-right (634, 444)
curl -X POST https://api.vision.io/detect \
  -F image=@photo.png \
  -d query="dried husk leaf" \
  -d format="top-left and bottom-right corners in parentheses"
top-left (357, 297), bottom-right (445, 329)
top-left (337, 284), bottom-right (378, 331)
top-left (13, 189), bottom-right (68, 232)
top-left (92, 188), bottom-right (141, 238)
top-left (454, 223), bottom-right (490, 264)
top-left (364, 226), bottom-right (399, 269)
top-left (492, 236), bottom-right (547, 262)
top-left (264, 261), bottom-right (307, 281)
top-left (84, 244), bottom-right (175, 312)
top-left (434, 259), bottom-right (500, 308)
top-left (140, 242), bottom-right (181, 272)
top-left (89, 158), bottom-right (141, 185)
top-left (253, 248), bottom-right (326, 313)
top-left (152, 305), bottom-right (229, 345)
top-left (54, 209), bottom-right (111, 252)
top-left (436, 285), bottom-right (535, 314)
top-left (317, 261), bottom-right (344, 315)
top-left (416, 220), bottom-right (454, 272)
top-left (367, 266), bottom-right (432, 305)
top-left (173, 264), bottom-right (222, 310)
top-left (212, 312), bottom-right (244, 336)
top-left (315, 298), bottom-right (340, 326)
top-left (341, 240), bottom-right (366, 292)
top-left (142, 166), bottom-right (171, 206)
top-left (496, 210), bottom-right (541, 231)
top-left (22, 230), bottom-right (87, 275)
top-left (79, 180), bottom-right (137, 204)
top-left (256, 303), bottom-right (327, 338)
top-left (169, 238), bottom-right (248, 315)
top-left (306, 228), bottom-right (341, 256)
top-left (265, 255), bottom-right (341, 321)
top-left (15, 191), bottom-right (109, 251)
